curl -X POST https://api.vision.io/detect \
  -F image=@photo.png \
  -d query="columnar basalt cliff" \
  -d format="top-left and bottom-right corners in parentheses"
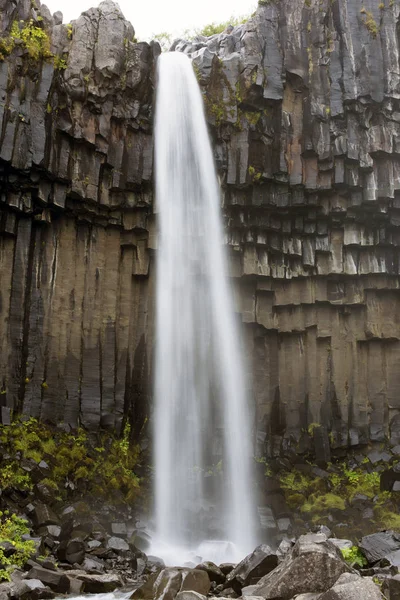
top-left (1, 0), bottom-right (400, 458)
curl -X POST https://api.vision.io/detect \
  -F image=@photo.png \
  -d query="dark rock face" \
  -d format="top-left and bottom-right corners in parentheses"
top-left (1, 0), bottom-right (400, 455)
top-left (360, 531), bottom-right (400, 565)
top-left (0, 0), bottom-right (158, 434)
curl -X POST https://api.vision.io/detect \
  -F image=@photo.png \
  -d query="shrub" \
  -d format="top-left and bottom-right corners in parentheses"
top-left (0, 513), bottom-right (36, 581)
top-left (341, 546), bottom-right (367, 568)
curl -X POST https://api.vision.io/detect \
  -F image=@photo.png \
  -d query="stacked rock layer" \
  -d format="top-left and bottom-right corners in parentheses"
top-left (1, 0), bottom-right (400, 457)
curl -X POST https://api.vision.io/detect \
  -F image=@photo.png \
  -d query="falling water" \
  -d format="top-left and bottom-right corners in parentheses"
top-left (152, 52), bottom-right (256, 565)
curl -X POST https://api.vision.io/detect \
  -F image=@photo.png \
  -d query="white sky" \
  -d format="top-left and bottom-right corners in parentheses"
top-left (42, 0), bottom-right (257, 41)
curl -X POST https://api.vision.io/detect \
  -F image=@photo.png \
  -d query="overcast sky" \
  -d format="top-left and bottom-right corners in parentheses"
top-left (42, 0), bottom-right (257, 40)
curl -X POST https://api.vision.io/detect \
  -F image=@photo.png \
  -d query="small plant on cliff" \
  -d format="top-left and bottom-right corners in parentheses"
top-left (53, 54), bottom-right (67, 70)
top-left (341, 546), bottom-right (367, 568)
top-left (360, 8), bottom-right (378, 38)
top-left (9, 19), bottom-right (52, 60)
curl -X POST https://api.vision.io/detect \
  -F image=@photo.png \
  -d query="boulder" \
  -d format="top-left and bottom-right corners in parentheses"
top-left (382, 574), bottom-right (400, 600)
top-left (181, 570), bottom-right (211, 595)
top-left (56, 539), bottom-right (85, 564)
top-left (81, 556), bottom-right (105, 573)
top-left (131, 569), bottom-right (211, 600)
top-left (106, 536), bottom-right (129, 552)
top-left (220, 564), bottom-right (235, 576)
top-left (195, 562), bottom-right (225, 585)
top-left (11, 579), bottom-right (55, 600)
top-left (176, 593), bottom-right (206, 600)
top-left (244, 534), bottom-right (352, 599)
top-left (32, 505), bottom-right (59, 527)
top-left (77, 574), bottom-right (122, 593)
top-left (293, 595), bottom-right (322, 600)
top-left (319, 573), bottom-right (383, 599)
top-left (130, 573), bottom-right (158, 600)
top-left (147, 555), bottom-right (166, 572)
top-left (360, 532), bottom-right (400, 565)
top-left (226, 545), bottom-right (278, 590)
top-left (111, 523), bottom-right (127, 536)
top-left (153, 568), bottom-right (183, 600)
top-left (26, 567), bottom-right (70, 594)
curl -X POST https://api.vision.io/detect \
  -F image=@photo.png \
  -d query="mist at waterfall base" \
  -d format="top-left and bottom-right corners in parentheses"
top-left (150, 52), bottom-right (257, 567)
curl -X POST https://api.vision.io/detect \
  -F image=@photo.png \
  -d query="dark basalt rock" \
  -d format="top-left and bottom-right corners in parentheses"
top-left (77, 573), bottom-right (122, 593)
top-left (195, 562), bottom-right (225, 585)
top-left (11, 580), bottom-right (55, 600)
top-left (225, 545), bottom-right (278, 590)
top-left (56, 539), bottom-right (85, 565)
top-left (359, 532), bottom-right (400, 565)
top-left (26, 566), bottom-right (70, 594)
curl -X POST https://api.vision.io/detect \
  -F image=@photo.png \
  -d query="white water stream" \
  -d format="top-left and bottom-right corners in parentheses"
top-left (152, 52), bottom-right (257, 566)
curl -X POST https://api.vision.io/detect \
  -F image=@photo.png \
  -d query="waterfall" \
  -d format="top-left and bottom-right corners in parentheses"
top-left (152, 51), bottom-right (256, 566)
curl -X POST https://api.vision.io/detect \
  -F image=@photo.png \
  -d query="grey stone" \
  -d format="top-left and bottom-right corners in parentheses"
top-left (26, 567), bottom-right (70, 594)
top-left (111, 523), bottom-right (127, 536)
top-left (319, 574), bottom-right (383, 600)
top-left (367, 451), bottom-right (392, 465)
top-left (329, 540), bottom-right (353, 551)
top-left (195, 562), bottom-right (225, 585)
top-left (226, 545), bottom-right (278, 589)
top-left (360, 532), bottom-right (400, 564)
top-left (176, 593), bottom-right (206, 600)
top-left (106, 536), bottom-right (129, 552)
top-left (77, 573), bottom-right (122, 593)
top-left (246, 534), bottom-right (352, 599)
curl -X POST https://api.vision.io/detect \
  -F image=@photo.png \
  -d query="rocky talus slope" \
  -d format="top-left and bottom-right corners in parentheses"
top-left (1, 0), bottom-right (400, 459)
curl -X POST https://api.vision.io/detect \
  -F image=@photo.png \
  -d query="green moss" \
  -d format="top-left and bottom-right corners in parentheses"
top-left (287, 493), bottom-right (305, 509)
top-left (244, 111), bottom-right (261, 126)
top-left (0, 419), bottom-right (141, 506)
top-left (66, 23), bottom-right (73, 40)
top-left (280, 470), bottom-right (313, 493)
top-left (307, 422), bottom-right (321, 436)
top-left (301, 492), bottom-right (346, 513)
top-left (375, 507), bottom-right (400, 530)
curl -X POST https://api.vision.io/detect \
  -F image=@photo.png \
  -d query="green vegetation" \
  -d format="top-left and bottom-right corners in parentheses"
top-left (0, 513), bottom-right (36, 581)
top-left (0, 418), bottom-right (141, 505)
top-left (248, 165), bottom-right (262, 182)
top-left (66, 23), bottom-right (73, 40)
top-left (197, 14), bottom-right (249, 38)
top-left (152, 31), bottom-right (172, 52)
top-left (0, 18), bottom-right (51, 62)
top-left (53, 54), bottom-right (67, 70)
top-left (16, 19), bottom-right (51, 59)
top-left (301, 493), bottom-right (346, 513)
top-left (341, 546), bottom-right (368, 568)
top-left (360, 8), bottom-right (378, 38)
top-left (276, 455), bottom-right (398, 534)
